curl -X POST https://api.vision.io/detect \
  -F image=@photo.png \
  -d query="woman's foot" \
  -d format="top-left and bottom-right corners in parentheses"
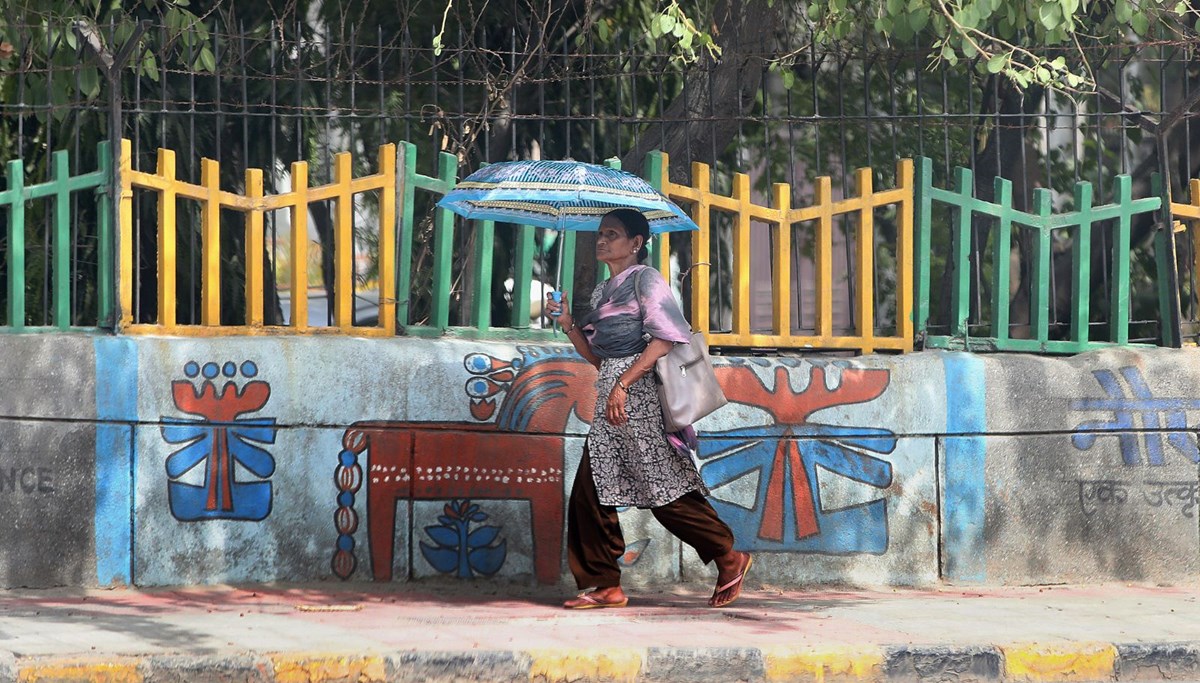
top-left (709, 551), bottom-right (752, 608)
top-left (563, 586), bottom-right (628, 609)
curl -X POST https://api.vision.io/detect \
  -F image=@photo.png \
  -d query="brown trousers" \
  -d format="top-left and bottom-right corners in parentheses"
top-left (566, 446), bottom-right (736, 589)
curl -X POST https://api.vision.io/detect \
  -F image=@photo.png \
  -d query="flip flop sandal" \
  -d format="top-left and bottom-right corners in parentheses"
top-left (710, 553), bottom-right (753, 608)
top-left (563, 592), bottom-right (629, 610)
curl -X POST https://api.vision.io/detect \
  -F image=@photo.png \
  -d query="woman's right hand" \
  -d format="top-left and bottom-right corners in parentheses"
top-left (545, 292), bottom-right (572, 329)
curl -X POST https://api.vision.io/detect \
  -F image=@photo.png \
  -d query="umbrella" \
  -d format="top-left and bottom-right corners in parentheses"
top-left (436, 160), bottom-right (700, 317)
top-left (437, 159), bottom-right (700, 235)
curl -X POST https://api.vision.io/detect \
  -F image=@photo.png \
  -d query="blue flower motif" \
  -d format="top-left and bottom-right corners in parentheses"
top-left (419, 499), bottom-right (507, 578)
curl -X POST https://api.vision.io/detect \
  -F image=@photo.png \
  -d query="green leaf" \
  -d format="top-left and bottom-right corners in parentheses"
top-left (1066, 72), bottom-right (1083, 87)
top-left (1036, 66), bottom-right (1051, 82)
top-left (1038, 2), bottom-right (1061, 30)
top-left (78, 66), bottom-right (101, 98)
top-left (597, 19), bottom-right (610, 41)
top-left (910, 7), bottom-right (930, 31)
top-left (782, 69), bottom-right (795, 90)
top-left (672, 22), bottom-right (685, 38)
top-left (679, 31), bottom-right (693, 49)
top-left (140, 53), bottom-right (159, 82)
top-left (1175, 1), bottom-right (1189, 13)
top-left (987, 53), bottom-right (1007, 73)
top-left (888, 0), bottom-right (904, 16)
top-left (963, 40), bottom-right (978, 58)
top-left (1131, 12), bottom-right (1149, 34)
top-left (1061, 0), bottom-right (1079, 15)
top-left (659, 14), bottom-right (676, 35)
top-left (1115, 0), bottom-right (1132, 23)
top-left (959, 5), bottom-right (978, 28)
top-left (199, 45), bottom-right (216, 72)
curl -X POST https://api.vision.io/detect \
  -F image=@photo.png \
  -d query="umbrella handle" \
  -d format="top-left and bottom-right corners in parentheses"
top-left (549, 291), bottom-right (562, 317)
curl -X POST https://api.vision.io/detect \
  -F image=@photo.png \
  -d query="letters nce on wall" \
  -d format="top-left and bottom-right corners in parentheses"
top-left (0, 419), bottom-right (93, 587)
top-left (1071, 367), bottom-right (1200, 519)
top-left (0, 466), bottom-right (54, 494)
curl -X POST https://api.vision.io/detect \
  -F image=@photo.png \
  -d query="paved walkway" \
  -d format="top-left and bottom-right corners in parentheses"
top-left (1, 580), bottom-right (1199, 681)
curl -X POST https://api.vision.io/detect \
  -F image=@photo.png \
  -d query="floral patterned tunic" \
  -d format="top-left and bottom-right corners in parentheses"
top-left (581, 267), bottom-right (709, 508)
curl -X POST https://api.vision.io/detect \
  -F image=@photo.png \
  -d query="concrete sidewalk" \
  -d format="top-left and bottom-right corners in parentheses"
top-left (1, 581), bottom-right (1199, 682)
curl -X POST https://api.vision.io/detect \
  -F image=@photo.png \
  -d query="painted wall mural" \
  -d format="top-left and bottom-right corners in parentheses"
top-left (702, 362), bottom-right (895, 554)
top-left (335, 346), bottom-right (593, 584)
top-left (335, 347), bottom-right (904, 583)
top-left (160, 360), bottom-right (277, 522)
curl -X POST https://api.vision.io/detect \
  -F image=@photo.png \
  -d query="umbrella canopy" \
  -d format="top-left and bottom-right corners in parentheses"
top-left (436, 160), bottom-right (699, 233)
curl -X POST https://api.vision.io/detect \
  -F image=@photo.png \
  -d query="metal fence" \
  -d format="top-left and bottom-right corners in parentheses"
top-left (2, 14), bottom-right (1200, 344)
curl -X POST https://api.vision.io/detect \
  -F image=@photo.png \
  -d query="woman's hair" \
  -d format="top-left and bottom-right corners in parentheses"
top-left (605, 208), bottom-right (651, 262)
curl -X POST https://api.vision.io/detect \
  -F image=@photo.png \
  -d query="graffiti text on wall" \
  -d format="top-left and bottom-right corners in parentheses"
top-left (161, 361), bottom-right (278, 521)
top-left (1075, 478), bottom-right (1200, 517)
top-left (0, 468), bottom-right (54, 494)
top-left (1071, 367), bottom-right (1200, 466)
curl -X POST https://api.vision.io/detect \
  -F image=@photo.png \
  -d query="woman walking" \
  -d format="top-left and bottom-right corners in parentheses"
top-left (544, 208), bottom-right (751, 609)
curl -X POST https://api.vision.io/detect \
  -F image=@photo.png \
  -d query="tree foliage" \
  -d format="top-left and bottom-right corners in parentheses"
top-left (807, 0), bottom-right (1199, 92)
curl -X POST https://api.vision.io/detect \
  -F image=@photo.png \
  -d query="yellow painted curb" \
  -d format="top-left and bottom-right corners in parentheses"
top-left (527, 648), bottom-right (644, 683)
top-left (18, 659), bottom-right (142, 683)
top-left (271, 653), bottom-right (387, 683)
top-left (1002, 642), bottom-right (1117, 682)
top-left (761, 645), bottom-right (885, 682)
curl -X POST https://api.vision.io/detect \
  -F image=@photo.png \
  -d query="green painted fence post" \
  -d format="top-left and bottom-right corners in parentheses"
top-left (949, 166), bottom-right (974, 340)
top-left (512, 224), bottom-right (536, 329)
top-left (1069, 181), bottom-right (1094, 344)
top-left (397, 142), bottom-right (417, 328)
top-left (50, 150), bottom-right (71, 329)
top-left (1031, 189), bottom-right (1054, 344)
top-left (638, 154), bottom-right (663, 271)
top-left (1153, 173), bottom-right (1181, 347)
top-left (471, 219), bottom-right (495, 331)
top-left (914, 157), bottom-right (933, 337)
top-left (96, 141), bottom-right (114, 328)
top-left (5, 159), bottom-right (25, 330)
top-left (430, 151), bottom-right (459, 331)
top-left (991, 176), bottom-right (1013, 342)
top-left (1109, 175), bottom-right (1133, 345)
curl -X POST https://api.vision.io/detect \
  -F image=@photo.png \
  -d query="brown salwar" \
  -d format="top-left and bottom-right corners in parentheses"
top-left (567, 446), bottom-right (736, 589)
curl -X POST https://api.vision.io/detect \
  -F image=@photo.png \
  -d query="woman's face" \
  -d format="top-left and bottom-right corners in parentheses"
top-left (595, 215), bottom-right (641, 266)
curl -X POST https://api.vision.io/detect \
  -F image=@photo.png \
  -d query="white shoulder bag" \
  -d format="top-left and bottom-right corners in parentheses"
top-left (654, 331), bottom-right (727, 432)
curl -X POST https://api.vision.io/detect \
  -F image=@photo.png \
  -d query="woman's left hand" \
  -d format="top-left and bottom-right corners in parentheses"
top-left (605, 384), bottom-right (628, 425)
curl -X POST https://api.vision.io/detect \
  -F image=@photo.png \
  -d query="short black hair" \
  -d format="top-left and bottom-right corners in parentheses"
top-left (605, 208), bottom-right (650, 262)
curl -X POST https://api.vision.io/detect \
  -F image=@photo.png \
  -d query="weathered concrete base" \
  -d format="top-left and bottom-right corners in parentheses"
top-left (0, 334), bottom-right (1193, 590)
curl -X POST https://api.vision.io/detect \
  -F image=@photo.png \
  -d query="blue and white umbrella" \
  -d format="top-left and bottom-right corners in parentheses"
top-left (436, 159), bottom-right (700, 235)
top-left (437, 160), bottom-right (698, 329)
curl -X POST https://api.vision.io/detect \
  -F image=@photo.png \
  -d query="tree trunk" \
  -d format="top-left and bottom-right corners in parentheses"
top-left (573, 0), bottom-right (785, 318)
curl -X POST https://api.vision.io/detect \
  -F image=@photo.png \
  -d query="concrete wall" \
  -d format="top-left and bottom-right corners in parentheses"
top-left (2, 335), bottom-right (1196, 589)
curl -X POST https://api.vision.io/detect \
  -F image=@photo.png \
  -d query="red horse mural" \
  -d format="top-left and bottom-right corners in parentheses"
top-left (333, 347), bottom-right (596, 583)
